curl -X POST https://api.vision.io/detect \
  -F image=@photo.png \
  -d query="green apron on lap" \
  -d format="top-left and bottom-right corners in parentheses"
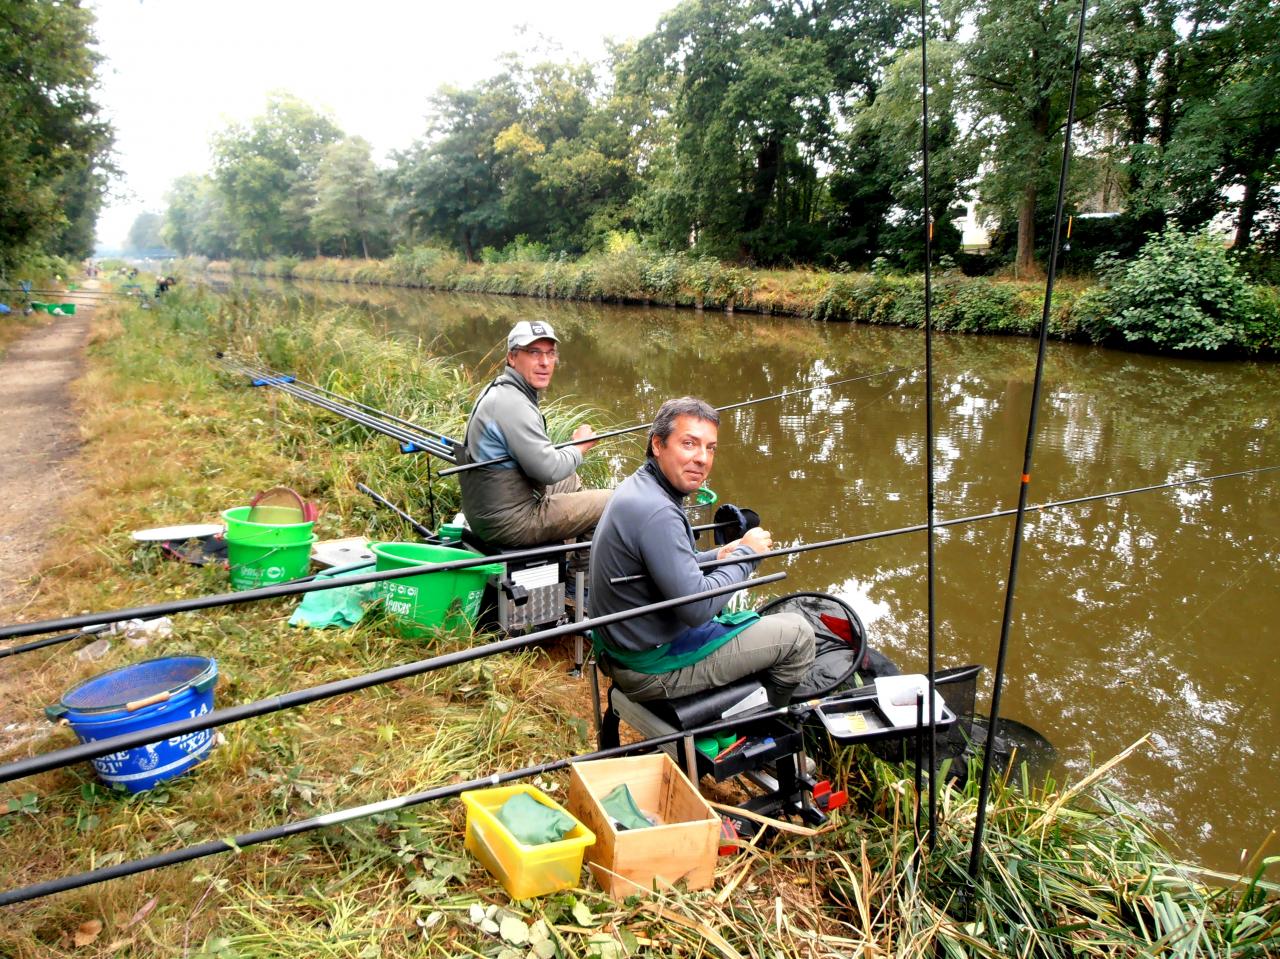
top-left (592, 609), bottom-right (760, 675)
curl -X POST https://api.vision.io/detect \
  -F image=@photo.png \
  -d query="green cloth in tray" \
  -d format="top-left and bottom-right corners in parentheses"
top-left (495, 792), bottom-right (577, 846)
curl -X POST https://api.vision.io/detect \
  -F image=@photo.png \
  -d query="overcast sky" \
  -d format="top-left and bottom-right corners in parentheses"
top-left (89, 0), bottom-right (676, 248)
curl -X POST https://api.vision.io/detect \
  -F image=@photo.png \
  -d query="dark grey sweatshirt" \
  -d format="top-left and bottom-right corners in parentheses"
top-left (588, 460), bottom-right (757, 653)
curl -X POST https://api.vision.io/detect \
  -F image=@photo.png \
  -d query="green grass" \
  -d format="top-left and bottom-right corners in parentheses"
top-left (0, 288), bottom-right (1275, 956)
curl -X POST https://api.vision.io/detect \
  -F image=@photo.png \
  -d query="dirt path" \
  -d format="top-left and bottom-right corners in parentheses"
top-left (0, 306), bottom-right (92, 617)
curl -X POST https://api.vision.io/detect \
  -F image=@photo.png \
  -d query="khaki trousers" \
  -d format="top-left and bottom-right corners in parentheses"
top-left (602, 612), bottom-right (815, 706)
top-left (467, 472), bottom-right (611, 548)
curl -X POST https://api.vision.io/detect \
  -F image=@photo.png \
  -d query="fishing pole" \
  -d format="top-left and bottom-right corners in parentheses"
top-left (968, 0), bottom-right (1090, 881)
top-left (0, 574), bottom-right (785, 787)
top-left (0, 536), bottom-right (603, 643)
top-left (1, 676), bottom-right (864, 907)
top-left (0, 288), bottom-right (133, 297)
top-left (609, 464), bottom-right (1280, 584)
top-left (918, 0), bottom-right (940, 848)
top-left (357, 482), bottom-right (435, 539)
top-left (0, 508), bottom-right (742, 645)
top-left (227, 357), bottom-right (461, 449)
top-left (438, 365), bottom-right (918, 477)
top-left (0, 624), bottom-right (110, 661)
top-left (220, 357), bottom-right (457, 463)
top-left (232, 363), bottom-right (458, 463)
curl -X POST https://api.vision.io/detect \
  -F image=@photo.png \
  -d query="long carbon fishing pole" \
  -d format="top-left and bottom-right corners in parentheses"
top-left (0, 508), bottom-right (740, 646)
top-left (220, 357), bottom-right (457, 463)
top-left (0, 288), bottom-right (133, 297)
top-left (0, 624), bottom-right (110, 661)
top-left (221, 356), bottom-right (454, 458)
top-left (0, 537), bottom-right (605, 643)
top-left (1, 676), bottom-right (860, 907)
top-left (357, 482), bottom-right (435, 539)
top-left (918, 0), bottom-right (940, 848)
top-left (438, 365), bottom-right (917, 477)
top-left (226, 357), bottom-right (461, 450)
top-left (968, 0), bottom-right (1090, 881)
top-left (609, 464), bottom-right (1280, 585)
top-left (0, 574), bottom-right (784, 787)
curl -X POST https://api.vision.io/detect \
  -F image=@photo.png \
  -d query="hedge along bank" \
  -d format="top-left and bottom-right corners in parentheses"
top-left (193, 231), bottom-right (1280, 356)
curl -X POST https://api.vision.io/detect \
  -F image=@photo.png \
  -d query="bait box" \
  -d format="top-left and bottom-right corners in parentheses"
top-left (567, 753), bottom-right (720, 898)
top-left (814, 694), bottom-right (956, 744)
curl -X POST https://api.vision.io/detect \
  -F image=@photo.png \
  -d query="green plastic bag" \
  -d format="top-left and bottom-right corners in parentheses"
top-left (288, 562), bottom-right (376, 629)
top-left (495, 792), bottom-right (577, 846)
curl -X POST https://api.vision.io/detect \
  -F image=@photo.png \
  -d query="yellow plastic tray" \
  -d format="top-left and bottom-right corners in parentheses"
top-left (461, 784), bottom-right (595, 899)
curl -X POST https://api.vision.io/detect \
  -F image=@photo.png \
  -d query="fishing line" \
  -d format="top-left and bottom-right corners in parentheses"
top-left (0, 679), bottom-right (868, 907)
top-left (439, 365), bottom-right (919, 476)
top-left (968, 0), bottom-right (1091, 880)
top-left (0, 574), bottom-right (786, 786)
top-left (609, 464), bottom-right (1280, 584)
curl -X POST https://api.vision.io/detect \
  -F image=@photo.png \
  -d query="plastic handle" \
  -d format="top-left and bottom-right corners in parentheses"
top-left (125, 690), bottom-right (171, 712)
top-left (45, 704), bottom-right (67, 722)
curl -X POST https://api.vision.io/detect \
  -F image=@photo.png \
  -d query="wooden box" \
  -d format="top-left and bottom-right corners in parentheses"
top-left (567, 753), bottom-right (720, 898)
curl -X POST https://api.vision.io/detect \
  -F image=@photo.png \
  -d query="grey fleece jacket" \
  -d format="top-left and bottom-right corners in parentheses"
top-left (588, 460), bottom-right (757, 654)
top-left (458, 367), bottom-right (583, 525)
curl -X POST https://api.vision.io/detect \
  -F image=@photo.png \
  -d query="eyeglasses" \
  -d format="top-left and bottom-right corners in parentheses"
top-left (518, 347), bottom-right (559, 361)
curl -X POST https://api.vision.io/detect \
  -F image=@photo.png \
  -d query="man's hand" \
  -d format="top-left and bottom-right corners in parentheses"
top-left (717, 526), bottom-right (773, 559)
top-left (572, 423), bottom-right (598, 453)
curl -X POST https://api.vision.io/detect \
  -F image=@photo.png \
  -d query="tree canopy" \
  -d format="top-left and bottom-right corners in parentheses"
top-left (155, 0), bottom-right (1278, 272)
top-left (0, 0), bottom-right (114, 273)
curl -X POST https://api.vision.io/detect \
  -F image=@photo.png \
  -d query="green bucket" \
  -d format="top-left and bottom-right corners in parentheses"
top-left (226, 535), bottom-right (317, 590)
top-left (693, 486), bottom-right (718, 507)
top-left (370, 542), bottom-right (505, 637)
top-left (222, 506), bottom-right (315, 546)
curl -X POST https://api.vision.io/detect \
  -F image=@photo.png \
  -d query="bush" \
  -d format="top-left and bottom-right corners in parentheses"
top-left (1086, 228), bottom-right (1264, 352)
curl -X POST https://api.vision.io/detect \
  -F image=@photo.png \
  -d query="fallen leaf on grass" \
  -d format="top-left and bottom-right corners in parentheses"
top-left (73, 919), bottom-right (103, 947)
top-left (124, 896), bottom-right (158, 928)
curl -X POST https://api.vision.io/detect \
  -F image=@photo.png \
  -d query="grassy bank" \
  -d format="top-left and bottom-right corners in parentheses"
top-left (193, 238), bottom-right (1280, 356)
top-left (1, 288), bottom-right (1276, 956)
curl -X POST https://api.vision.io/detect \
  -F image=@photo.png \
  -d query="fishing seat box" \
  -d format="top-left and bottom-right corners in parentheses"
top-left (566, 753), bottom-right (720, 899)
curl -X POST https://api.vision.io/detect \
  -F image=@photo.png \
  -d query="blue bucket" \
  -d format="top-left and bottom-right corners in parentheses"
top-left (47, 656), bottom-right (219, 793)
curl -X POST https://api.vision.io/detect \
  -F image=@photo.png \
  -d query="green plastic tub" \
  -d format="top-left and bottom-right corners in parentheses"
top-left (370, 542), bottom-right (505, 636)
top-left (222, 506), bottom-right (315, 547)
top-left (227, 535), bottom-right (317, 591)
top-left (693, 486), bottom-right (717, 507)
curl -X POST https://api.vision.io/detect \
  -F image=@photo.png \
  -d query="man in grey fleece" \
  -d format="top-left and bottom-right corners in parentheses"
top-left (458, 321), bottom-right (611, 547)
top-left (589, 396), bottom-right (814, 707)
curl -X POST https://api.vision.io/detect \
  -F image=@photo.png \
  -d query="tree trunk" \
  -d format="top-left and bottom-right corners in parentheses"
top-left (1016, 181), bottom-right (1037, 275)
top-left (1235, 173), bottom-right (1259, 249)
top-left (360, 232), bottom-right (370, 259)
top-left (461, 228), bottom-right (476, 263)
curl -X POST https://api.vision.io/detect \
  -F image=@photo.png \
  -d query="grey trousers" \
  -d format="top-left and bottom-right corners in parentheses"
top-left (465, 472), bottom-right (611, 548)
top-left (602, 612), bottom-right (816, 706)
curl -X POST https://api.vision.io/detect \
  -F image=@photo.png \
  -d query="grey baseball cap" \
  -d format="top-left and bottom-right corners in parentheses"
top-left (507, 320), bottom-right (560, 350)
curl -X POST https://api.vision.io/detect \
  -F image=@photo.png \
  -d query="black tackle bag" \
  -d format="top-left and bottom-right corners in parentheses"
top-left (757, 591), bottom-right (869, 700)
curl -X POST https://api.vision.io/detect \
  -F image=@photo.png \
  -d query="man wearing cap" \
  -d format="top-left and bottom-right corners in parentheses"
top-left (589, 396), bottom-right (814, 707)
top-left (458, 321), bottom-right (611, 547)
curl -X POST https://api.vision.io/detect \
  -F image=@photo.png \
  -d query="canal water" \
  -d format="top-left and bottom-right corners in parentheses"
top-left (233, 280), bottom-right (1279, 873)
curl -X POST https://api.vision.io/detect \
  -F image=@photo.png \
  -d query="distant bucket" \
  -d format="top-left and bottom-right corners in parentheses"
top-left (222, 506), bottom-right (314, 547)
top-left (47, 656), bottom-right (219, 793)
top-left (226, 535), bottom-right (316, 590)
top-left (370, 542), bottom-right (505, 637)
